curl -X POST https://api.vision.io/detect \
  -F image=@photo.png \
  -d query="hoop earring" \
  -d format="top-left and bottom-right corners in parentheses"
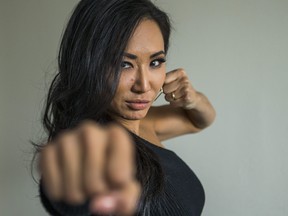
top-left (154, 88), bottom-right (163, 101)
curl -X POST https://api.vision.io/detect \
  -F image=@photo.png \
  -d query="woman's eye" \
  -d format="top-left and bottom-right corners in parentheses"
top-left (150, 58), bottom-right (166, 68)
top-left (121, 61), bottom-right (133, 69)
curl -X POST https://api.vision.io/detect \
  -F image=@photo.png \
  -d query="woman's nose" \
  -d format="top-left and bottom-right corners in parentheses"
top-left (131, 67), bottom-right (151, 93)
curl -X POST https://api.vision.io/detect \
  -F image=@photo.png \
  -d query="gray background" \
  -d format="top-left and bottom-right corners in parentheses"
top-left (1, 0), bottom-right (287, 215)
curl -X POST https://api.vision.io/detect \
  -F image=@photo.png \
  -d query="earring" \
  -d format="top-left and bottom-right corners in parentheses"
top-left (154, 88), bottom-right (163, 101)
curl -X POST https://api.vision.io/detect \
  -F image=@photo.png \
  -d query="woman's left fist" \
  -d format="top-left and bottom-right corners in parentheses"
top-left (163, 68), bottom-right (200, 110)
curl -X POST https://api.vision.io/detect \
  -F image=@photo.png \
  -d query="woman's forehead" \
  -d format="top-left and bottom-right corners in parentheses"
top-left (125, 19), bottom-right (164, 54)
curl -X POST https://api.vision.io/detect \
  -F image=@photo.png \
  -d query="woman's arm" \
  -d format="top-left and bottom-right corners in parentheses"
top-left (183, 91), bottom-right (216, 129)
top-left (146, 69), bottom-right (216, 141)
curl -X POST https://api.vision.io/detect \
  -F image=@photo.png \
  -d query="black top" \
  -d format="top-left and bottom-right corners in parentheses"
top-left (39, 134), bottom-right (205, 216)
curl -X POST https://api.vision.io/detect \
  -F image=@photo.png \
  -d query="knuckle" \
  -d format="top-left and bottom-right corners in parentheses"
top-left (177, 68), bottom-right (186, 76)
top-left (184, 94), bottom-right (191, 101)
top-left (82, 134), bottom-right (104, 151)
top-left (57, 132), bottom-right (76, 148)
top-left (182, 77), bottom-right (189, 84)
top-left (57, 137), bottom-right (69, 152)
top-left (81, 125), bottom-right (107, 148)
top-left (80, 121), bottom-right (99, 134)
top-left (184, 88), bottom-right (190, 95)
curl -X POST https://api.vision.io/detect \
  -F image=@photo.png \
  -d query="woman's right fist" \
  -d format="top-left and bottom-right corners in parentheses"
top-left (39, 121), bottom-right (141, 215)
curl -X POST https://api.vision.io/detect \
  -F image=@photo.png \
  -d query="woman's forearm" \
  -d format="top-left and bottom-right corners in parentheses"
top-left (184, 91), bottom-right (216, 129)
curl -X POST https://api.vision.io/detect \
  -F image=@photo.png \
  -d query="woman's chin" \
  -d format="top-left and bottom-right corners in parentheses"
top-left (122, 110), bottom-right (148, 120)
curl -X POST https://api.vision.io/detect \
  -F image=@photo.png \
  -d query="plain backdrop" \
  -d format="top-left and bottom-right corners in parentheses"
top-left (1, 0), bottom-right (287, 215)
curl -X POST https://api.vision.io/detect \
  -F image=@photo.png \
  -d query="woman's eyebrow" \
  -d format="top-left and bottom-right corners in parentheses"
top-left (150, 51), bottom-right (165, 58)
top-left (123, 50), bottom-right (165, 60)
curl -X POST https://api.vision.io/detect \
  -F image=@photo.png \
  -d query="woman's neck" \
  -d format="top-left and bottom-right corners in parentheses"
top-left (112, 116), bottom-right (141, 135)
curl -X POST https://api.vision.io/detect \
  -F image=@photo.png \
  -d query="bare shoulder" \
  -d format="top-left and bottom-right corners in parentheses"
top-left (145, 105), bottom-right (202, 141)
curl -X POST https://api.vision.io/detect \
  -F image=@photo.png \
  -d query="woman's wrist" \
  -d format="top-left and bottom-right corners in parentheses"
top-left (183, 92), bottom-right (216, 129)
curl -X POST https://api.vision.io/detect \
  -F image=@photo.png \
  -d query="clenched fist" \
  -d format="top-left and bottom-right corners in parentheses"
top-left (163, 68), bottom-right (201, 110)
top-left (38, 121), bottom-right (141, 215)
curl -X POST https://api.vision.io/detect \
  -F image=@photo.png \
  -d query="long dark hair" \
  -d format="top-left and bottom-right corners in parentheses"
top-left (32, 0), bottom-right (173, 215)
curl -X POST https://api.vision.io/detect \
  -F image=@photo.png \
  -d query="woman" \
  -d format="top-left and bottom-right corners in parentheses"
top-left (35, 0), bottom-right (216, 215)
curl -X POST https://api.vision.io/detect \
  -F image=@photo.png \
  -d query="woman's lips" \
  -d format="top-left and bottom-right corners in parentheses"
top-left (126, 100), bottom-right (150, 110)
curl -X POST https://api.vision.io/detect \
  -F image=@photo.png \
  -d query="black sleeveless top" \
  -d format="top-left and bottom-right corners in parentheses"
top-left (39, 134), bottom-right (205, 216)
top-left (131, 133), bottom-right (205, 215)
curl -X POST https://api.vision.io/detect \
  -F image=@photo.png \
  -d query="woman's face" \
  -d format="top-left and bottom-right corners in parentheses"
top-left (110, 19), bottom-right (166, 120)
